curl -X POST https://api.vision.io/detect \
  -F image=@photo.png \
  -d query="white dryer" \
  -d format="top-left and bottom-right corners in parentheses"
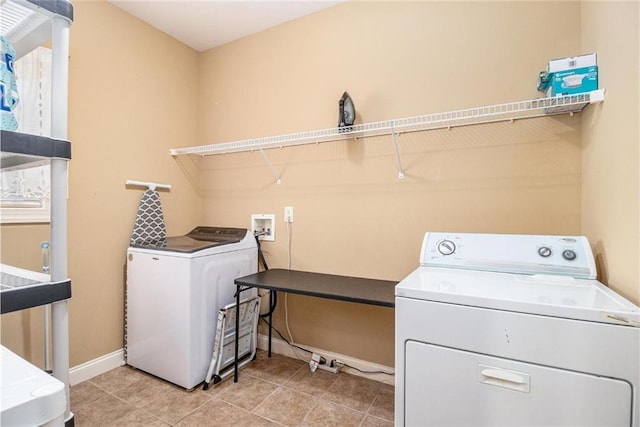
top-left (395, 232), bottom-right (640, 426)
top-left (126, 227), bottom-right (257, 389)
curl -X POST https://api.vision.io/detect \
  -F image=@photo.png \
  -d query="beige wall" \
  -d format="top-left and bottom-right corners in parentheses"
top-left (1, 1), bottom-right (637, 371)
top-left (581, 1), bottom-right (640, 303)
top-left (193, 1), bottom-right (584, 366)
top-left (0, 225), bottom-right (50, 366)
top-left (1, 1), bottom-right (202, 367)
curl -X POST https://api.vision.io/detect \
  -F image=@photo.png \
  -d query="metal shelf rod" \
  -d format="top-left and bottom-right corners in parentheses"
top-left (259, 149), bottom-right (282, 185)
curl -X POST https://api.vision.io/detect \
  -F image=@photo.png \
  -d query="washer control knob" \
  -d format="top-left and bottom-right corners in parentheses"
top-left (538, 247), bottom-right (552, 258)
top-left (437, 240), bottom-right (456, 256)
top-left (562, 250), bottom-right (577, 261)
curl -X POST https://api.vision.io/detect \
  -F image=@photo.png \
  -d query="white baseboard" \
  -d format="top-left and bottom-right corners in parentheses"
top-left (69, 349), bottom-right (125, 386)
top-left (68, 338), bottom-right (396, 387)
top-left (257, 334), bottom-right (395, 385)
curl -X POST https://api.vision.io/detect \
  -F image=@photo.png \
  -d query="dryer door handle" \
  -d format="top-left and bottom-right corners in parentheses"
top-left (478, 365), bottom-right (531, 393)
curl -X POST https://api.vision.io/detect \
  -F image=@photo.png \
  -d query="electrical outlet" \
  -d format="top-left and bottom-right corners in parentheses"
top-left (284, 206), bottom-right (294, 223)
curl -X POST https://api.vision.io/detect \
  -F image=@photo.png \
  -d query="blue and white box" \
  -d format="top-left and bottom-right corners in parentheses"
top-left (546, 53), bottom-right (598, 97)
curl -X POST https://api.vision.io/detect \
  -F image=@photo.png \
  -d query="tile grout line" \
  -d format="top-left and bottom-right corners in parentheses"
top-left (245, 386), bottom-right (291, 427)
top-left (88, 368), bottom-right (218, 426)
top-left (363, 381), bottom-right (384, 416)
top-left (245, 360), bottom-right (385, 423)
top-left (239, 365), bottom-right (326, 427)
top-left (78, 381), bottom-right (167, 426)
top-left (247, 382), bottom-right (282, 418)
top-left (169, 393), bottom-right (214, 426)
top-left (299, 396), bottom-right (322, 426)
top-left (209, 393), bottom-right (288, 427)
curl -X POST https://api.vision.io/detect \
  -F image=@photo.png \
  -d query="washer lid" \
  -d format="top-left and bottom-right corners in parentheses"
top-left (131, 227), bottom-right (249, 253)
top-left (396, 267), bottom-right (640, 326)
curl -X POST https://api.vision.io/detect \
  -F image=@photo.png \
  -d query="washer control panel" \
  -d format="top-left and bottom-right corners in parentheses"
top-left (420, 232), bottom-right (597, 279)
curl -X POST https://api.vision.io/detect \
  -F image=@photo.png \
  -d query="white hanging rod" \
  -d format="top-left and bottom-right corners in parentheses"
top-left (169, 89), bottom-right (605, 158)
top-left (126, 180), bottom-right (171, 191)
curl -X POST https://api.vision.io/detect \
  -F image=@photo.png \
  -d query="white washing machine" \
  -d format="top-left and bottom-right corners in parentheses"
top-left (126, 227), bottom-right (257, 389)
top-left (395, 232), bottom-right (640, 427)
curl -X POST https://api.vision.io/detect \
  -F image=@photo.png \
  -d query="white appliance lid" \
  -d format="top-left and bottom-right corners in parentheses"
top-left (396, 266), bottom-right (640, 326)
top-left (1, 345), bottom-right (66, 425)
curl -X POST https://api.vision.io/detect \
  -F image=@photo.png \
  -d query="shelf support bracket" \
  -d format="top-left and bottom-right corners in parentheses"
top-left (259, 149), bottom-right (282, 184)
top-left (390, 126), bottom-right (405, 179)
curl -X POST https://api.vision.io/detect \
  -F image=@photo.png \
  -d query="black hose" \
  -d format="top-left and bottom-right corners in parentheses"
top-left (254, 233), bottom-right (277, 317)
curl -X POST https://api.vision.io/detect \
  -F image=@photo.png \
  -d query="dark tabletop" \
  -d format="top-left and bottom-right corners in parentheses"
top-left (235, 269), bottom-right (396, 307)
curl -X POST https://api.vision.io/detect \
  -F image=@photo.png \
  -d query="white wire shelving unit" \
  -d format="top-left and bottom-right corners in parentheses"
top-left (170, 89), bottom-right (605, 182)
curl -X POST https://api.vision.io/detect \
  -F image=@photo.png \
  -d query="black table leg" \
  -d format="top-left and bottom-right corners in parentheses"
top-left (268, 290), bottom-right (273, 357)
top-left (234, 284), bottom-right (241, 382)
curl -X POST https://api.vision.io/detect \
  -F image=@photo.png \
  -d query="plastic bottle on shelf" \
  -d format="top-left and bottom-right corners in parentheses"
top-left (0, 35), bottom-right (19, 131)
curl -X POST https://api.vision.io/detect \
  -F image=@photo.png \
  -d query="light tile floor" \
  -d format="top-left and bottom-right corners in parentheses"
top-left (71, 351), bottom-right (394, 426)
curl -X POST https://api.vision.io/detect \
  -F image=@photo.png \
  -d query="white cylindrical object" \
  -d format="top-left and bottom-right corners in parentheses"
top-left (50, 15), bottom-right (71, 422)
top-left (50, 15), bottom-right (70, 281)
top-left (51, 300), bottom-right (69, 419)
top-left (44, 304), bottom-right (51, 372)
top-left (50, 17), bottom-right (69, 141)
top-left (50, 160), bottom-right (67, 281)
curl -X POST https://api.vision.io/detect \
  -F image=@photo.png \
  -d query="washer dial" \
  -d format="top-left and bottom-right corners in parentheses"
top-left (562, 250), bottom-right (577, 261)
top-left (437, 240), bottom-right (456, 256)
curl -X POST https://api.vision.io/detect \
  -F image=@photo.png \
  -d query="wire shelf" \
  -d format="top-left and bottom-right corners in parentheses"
top-left (170, 90), bottom-right (605, 158)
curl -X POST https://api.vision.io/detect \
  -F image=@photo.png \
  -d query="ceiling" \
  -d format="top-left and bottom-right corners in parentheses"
top-left (109, 0), bottom-right (343, 52)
